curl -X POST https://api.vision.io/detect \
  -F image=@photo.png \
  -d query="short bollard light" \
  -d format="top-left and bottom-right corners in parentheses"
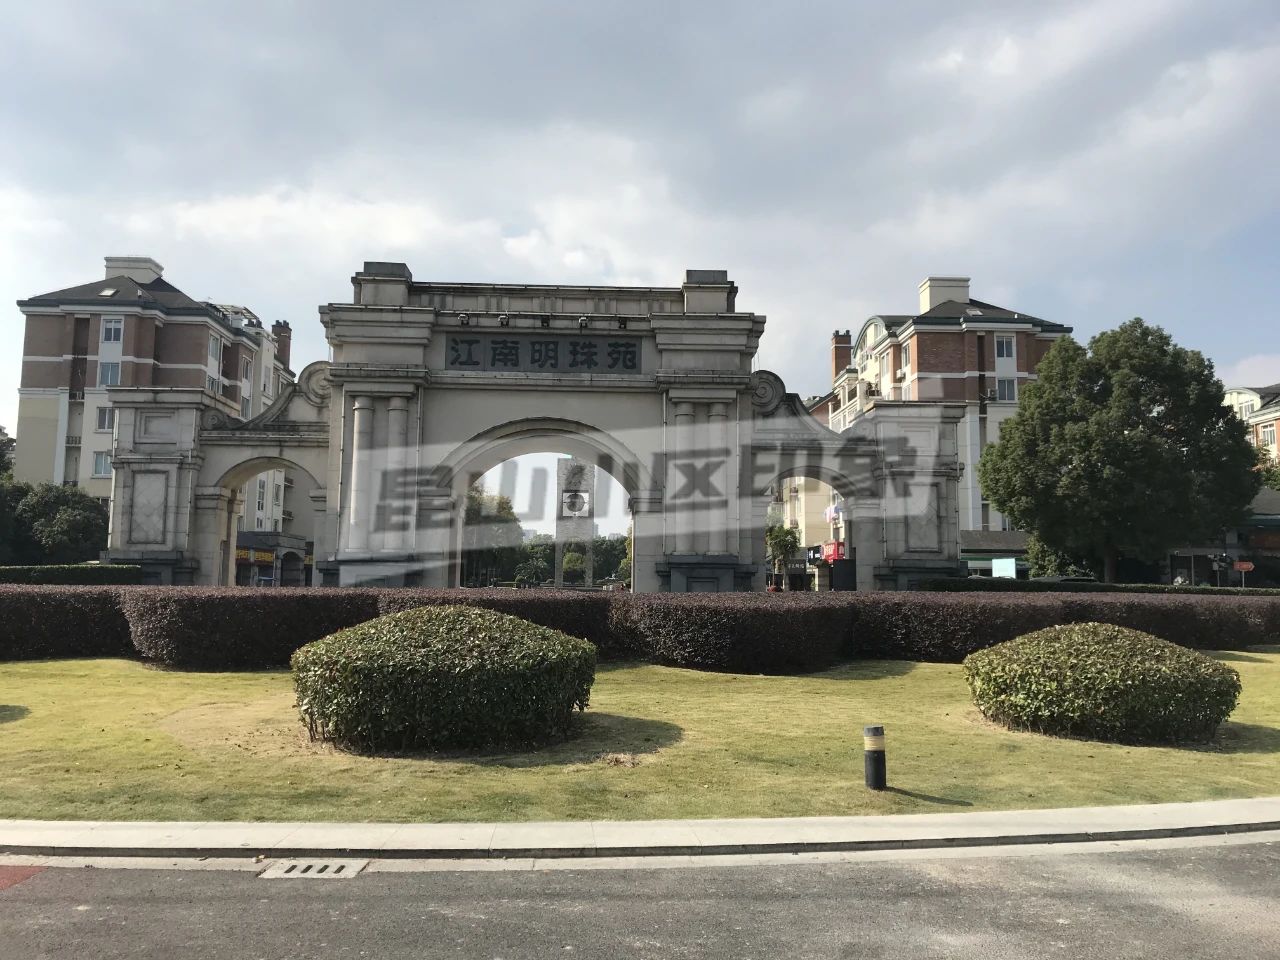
top-left (863, 724), bottom-right (887, 790)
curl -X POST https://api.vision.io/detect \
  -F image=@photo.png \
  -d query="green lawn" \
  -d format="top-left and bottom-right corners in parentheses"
top-left (1, 653), bottom-right (1278, 823)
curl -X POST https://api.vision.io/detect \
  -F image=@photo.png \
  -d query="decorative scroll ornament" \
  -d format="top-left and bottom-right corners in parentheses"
top-left (298, 361), bottom-right (333, 406)
top-left (749, 370), bottom-right (786, 415)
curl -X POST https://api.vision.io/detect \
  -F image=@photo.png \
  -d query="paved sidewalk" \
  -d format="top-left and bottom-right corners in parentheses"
top-left (1, 797), bottom-right (1277, 860)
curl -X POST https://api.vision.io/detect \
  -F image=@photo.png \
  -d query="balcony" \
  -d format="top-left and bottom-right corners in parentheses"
top-left (281, 510), bottom-right (294, 522)
top-left (66, 435), bottom-right (81, 447)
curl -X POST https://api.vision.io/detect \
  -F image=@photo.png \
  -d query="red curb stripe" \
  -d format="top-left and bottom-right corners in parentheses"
top-left (0, 866), bottom-right (44, 891)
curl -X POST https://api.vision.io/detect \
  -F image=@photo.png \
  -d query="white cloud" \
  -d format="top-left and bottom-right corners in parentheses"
top-left (1217, 354), bottom-right (1280, 389)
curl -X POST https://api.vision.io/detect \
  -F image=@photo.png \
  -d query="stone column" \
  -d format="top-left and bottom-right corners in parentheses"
top-left (386, 396), bottom-right (409, 553)
top-left (672, 401), bottom-right (695, 554)
top-left (708, 401), bottom-right (729, 554)
top-left (347, 395), bottom-right (374, 552)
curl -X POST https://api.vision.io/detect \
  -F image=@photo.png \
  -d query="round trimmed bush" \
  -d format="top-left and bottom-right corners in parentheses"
top-left (291, 605), bottom-right (596, 753)
top-left (963, 622), bottom-right (1241, 744)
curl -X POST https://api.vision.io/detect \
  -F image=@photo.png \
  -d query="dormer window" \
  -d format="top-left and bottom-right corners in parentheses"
top-left (98, 288), bottom-right (116, 297)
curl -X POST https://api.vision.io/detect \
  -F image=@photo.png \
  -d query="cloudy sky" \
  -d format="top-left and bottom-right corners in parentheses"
top-left (4, 0), bottom-right (1279, 444)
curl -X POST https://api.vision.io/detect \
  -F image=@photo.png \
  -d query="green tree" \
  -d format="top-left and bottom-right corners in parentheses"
top-left (461, 483), bottom-right (525, 584)
top-left (513, 557), bottom-right (549, 587)
top-left (1256, 447), bottom-right (1280, 492)
top-left (561, 549), bottom-right (586, 585)
top-left (591, 535), bottom-right (627, 580)
top-left (764, 523), bottom-right (801, 574)
top-left (1024, 533), bottom-right (1095, 579)
top-left (0, 476), bottom-right (37, 564)
top-left (12, 482), bottom-right (110, 564)
top-left (979, 319), bottom-right (1260, 582)
top-left (0, 426), bottom-right (14, 476)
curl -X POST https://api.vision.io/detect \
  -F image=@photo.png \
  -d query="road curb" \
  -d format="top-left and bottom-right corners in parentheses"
top-left (4, 818), bottom-right (1280, 861)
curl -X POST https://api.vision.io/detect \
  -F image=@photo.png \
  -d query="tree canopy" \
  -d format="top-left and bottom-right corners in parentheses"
top-left (0, 479), bottom-right (110, 565)
top-left (978, 318), bottom-right (1260, 581)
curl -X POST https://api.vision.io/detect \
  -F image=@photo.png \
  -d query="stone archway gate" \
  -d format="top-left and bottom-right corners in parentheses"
top-left (108, 264), bottom-right (965, 590)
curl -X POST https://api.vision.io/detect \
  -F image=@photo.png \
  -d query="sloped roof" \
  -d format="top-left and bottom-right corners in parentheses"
top-left (1250, 486), bottom-right (1280, 518)
top-left (20, 273), bottom-right (214, 316)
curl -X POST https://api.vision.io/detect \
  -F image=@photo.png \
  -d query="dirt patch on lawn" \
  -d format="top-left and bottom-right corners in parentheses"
top-left (159, 692), bottom-right (336, 760)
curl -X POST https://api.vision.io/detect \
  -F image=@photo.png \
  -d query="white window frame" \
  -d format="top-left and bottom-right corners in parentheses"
top-left (997, 378), bottom-right (1017, 402)
top-left (240, 397), bottom-right (252, 420)
top-left (209, 335), bottom-right (222, 361)
top-left (257, 479), bottom-right (267, 512)
top-left (102, 318), bottom-right (123, 343)
top-left (92, 451), bottom-right (112, 477)
top-left (98, 362), bottom-right (120, 387)
top-left (1262, 424), bottom-right (1277, 447)
top-left (1241, 401), bottom-right (1256, 418)
top-left (900, 341), bottom-right (911, 369)
top-left (95, 407), bottom-right (115, 431)
top-left (995, 335), bottom-right (1015, 359)
top-left (241, 357), bottom-right (252, 381)
top-left (273, 483), bottom-right (282, 506)
top-left (206, 375), bottom-right (219, 394)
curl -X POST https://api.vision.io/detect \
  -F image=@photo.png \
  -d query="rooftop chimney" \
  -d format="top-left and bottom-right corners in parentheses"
top-left (272, 320), bottom-right (292, 372)
top-left (918, 276), bottom-right (970, 314)
top-left (105, 256), bottom-right (164, 283)
top-left (832, 329), bottom-right (853, 382)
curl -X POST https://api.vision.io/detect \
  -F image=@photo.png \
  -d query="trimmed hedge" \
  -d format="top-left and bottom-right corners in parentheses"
top-left (292, 605), bottom-right (596, 752)
top-left (376, 589), bottom-right (615, 654)
top-left (0, 585), bottom-right (133, 660)
top-left (921, 577), bottom-right (1280, 597)
top-left (121, 588), bottom-right (382, 670)
top-left (610, 593), bottom-right (854, 673)
top-left (842, 592), bottom-right (1280, 662)
top-left (964, 623), bottom-right (1241, 743)
top-left (0, 564), bottom-right (142, 585)
top-left (3, 584), bottom-right (1279, 671)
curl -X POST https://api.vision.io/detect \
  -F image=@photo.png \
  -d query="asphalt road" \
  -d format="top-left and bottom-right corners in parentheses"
top-left (2, 839), bottom-right (1278, 959)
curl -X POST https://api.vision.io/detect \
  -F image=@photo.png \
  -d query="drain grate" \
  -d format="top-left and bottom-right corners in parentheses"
top-left (259, 859), bottom-right (368, 880)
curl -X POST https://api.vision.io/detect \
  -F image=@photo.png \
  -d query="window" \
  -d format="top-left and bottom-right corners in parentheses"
top-left (206, 375), bottom-right (219, 394)
top-left (997, 378), bottom-right (1017, 402)
top-left (1001, 513), bottom-right (1016, 532)
top-left (92, 451), bottom-right (112, 477)
top-left (981, 501), bottom-right (991, 532)
top-left (98, 362), bottom-right (120, 387)
top-left (96, 497), bottom-right (110, 511)
top-left (241, 357), bottom-right (252, 380)
top-left (996, 335), bottom-right (1015, 359)
top-left (273, 483), bottom-right (282, 505)
top-left (102, 318), bottom-right (122, 343)
top-left (209, 336), bottom-right (221, 361)
top-left (900, 342), bottom-right (911, 369)
top-left (272, 519), bottom-right (280, 532)
top-left (96, 407), bottom-right (115, 431)
top-left (257, 479), bottom-right (266, 512)
top-left (255, 516), bottom-right (264, 530)
top-left (1263, 424), bottom-right (1277, 447)
top-left (1241, 401), bottom-right (1256, 418)
top-left (241, 397), bottom-right (252, 420)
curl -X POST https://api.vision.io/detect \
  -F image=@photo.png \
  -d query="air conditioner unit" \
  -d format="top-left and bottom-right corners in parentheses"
top-left (561, 491), bottom-right (591, 518)
top-left (895, 367), bottom-right (907, 380)
top-left (68, 390), bottom-right (84, 401)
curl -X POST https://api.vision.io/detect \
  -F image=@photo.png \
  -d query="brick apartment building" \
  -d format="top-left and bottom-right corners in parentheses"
top-left (795, 276), bottom-right (1071, 575)
top-left (13, 256), bottom-right (308, 583)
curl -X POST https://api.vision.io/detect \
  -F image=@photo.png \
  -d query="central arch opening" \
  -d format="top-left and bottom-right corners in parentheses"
top-left (461, 453), bottom-right (632, 588)
top-left (438, 419), bottom-right (650, 591)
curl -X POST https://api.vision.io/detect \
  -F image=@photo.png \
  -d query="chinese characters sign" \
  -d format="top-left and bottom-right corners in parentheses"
top-left (446, 334), bottom-right (643, 373)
